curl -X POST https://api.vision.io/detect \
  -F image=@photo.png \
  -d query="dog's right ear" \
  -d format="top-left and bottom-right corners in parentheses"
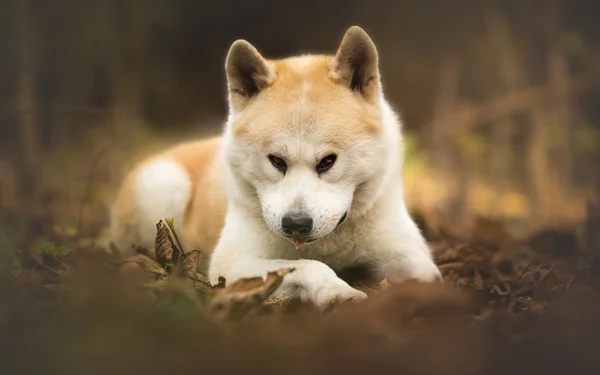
top-left (225, 40), bottom-right (275, 111)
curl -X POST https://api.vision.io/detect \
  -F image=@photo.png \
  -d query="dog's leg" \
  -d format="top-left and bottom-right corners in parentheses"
top-left (211, 256), bottom-right (367, 309)
top-left (364, 201), bottom-right (443, 285)
top-left (209, 210), bottom-right (367, 310)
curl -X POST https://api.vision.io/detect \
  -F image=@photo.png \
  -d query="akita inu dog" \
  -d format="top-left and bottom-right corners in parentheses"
top-left (111, 26), bottom-right (442, 309)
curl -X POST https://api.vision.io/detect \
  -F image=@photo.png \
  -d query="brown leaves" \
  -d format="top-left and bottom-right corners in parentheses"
top-left (151, 219), bottom-right (207, 282)
top-left (433, 222), bottom-right (587, 322)
top-left (6, 203), bottom-right (600, 375)
top-left (209, 268), bottom-right (295, 324)
top-left (116, 219), bottom-right (205, 306)
top-left (21, 209), bottom-right (593, 340)
top-left (119, 219), bottom-right (296, 325)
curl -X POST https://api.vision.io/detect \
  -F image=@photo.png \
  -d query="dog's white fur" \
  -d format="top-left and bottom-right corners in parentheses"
top-left (134, 160), bottom-right (191, 246)
top-left (111, 26), bottom-right (442, 310)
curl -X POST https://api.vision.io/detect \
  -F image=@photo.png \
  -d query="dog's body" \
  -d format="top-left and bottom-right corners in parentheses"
top-left (111, 27), bottom-right (442, 309)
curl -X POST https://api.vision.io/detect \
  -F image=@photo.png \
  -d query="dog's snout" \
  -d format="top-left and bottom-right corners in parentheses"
top-left (281, 211), bottom-right (313, 237)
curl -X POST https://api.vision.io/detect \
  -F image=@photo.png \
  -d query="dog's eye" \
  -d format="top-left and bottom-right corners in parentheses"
top-left (268, 155), bottom-right (287, 174)
top-left (316, 154), bottom-right (337, 173)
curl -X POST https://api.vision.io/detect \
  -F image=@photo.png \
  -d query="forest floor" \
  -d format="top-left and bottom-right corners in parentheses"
top-left (1, 134), bottom-right (600, 375)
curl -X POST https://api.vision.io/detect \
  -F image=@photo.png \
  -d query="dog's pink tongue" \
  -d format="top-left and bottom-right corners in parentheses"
top-left (293, 239), bottom-right (307, 249)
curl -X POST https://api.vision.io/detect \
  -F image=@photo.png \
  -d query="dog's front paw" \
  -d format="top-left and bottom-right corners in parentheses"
top-left (312, 283), bottom-right (368, 311)
top-left (386, 257), bottom-right (443, 285)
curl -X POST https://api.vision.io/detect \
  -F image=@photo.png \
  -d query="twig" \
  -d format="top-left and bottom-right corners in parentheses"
top-left (186, 274), bottom-right (213, 288)
top-left (77, 141), bottom-right (110, 235)
top-left (515, 246), bottom-right (546, 286)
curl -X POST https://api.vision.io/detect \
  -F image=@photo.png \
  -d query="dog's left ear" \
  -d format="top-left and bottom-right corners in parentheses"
top-left (330, 26), bottom-right (380, 101)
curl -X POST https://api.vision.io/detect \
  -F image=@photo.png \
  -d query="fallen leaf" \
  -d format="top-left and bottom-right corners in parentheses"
top-left (182, 250), bottom-right (202, 279)
top-left (121, 254), bottom-right (168, 277)
top-left (155, 220), bottom-right (175, 267)
top-left (165, 217), bottom-right (186, 255)
top-left (208, 268), bottom-right (295, 323)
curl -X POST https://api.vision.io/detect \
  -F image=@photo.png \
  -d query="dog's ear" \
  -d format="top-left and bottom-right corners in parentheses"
top-left (225, 40), bottom-right (275, 111)
top-left (330, 26), bottom-right (380, 101)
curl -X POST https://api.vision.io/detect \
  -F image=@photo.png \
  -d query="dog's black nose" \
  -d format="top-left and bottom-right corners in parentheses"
top-left (281, 211), bottom-right (313, 237)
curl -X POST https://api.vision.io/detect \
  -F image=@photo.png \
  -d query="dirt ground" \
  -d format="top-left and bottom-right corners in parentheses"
top-left (1, 196), bottom-right (600, 375)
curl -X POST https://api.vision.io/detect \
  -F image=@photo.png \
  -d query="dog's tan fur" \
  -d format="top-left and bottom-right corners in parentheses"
top-left (233, 56), bottom-right (382, 146)
top-left (111, 137), bottom-right (225, 265)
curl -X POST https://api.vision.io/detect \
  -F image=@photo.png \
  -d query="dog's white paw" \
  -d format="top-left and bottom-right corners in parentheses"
top-left (312, 283), bottom-right (368, 310)
top-left (386, 257), bottom-right (443, 285)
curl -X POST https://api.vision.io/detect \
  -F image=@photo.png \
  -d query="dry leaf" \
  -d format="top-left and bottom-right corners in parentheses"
top-left (208, 268), bottom-right (295, 323)
top-left (154, 218), bottom-right (187, 271)
top-left (165, 218), bottom-right (186, 255)
top-left (472, 270), bottom-right (484, 290)
top-left (181, 250), bottom-right (212, 290)
top-left (182, 250), bottom-right (202, 278)
top-left (121, 254), bottom-right (168, 277)
top-left (155, 220), bottom-right (175, 267)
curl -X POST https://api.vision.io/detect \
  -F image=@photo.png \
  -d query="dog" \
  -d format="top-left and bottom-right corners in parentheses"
top-left (110, 26), bottom-right (442, 310)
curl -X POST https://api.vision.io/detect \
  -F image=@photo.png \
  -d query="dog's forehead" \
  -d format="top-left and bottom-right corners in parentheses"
top-left (233, 56), bottom-right (382, 147)
top-left (266, 133), bottom-right (339, 160)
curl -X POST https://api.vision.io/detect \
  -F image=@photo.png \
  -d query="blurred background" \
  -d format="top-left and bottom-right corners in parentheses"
top-left (1, 0), bottom-right (599, 244)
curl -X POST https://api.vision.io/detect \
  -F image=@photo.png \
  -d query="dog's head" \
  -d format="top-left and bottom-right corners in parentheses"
top-left (222, 26), bottom-right (398, 248)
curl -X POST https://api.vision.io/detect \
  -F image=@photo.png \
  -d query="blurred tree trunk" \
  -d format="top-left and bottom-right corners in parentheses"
top-left (548, 48), bottom-right (573, 192)
top-left (16, 0), bottom-right (39, 199)
top-left (527, 103), bottom-right (561, 223)
top-left (111, 0), bottom-right (147, 145)
top-left (526, 108), bottom-right (545, 220)
top-left (486, 7), bottom-right (523, 206)
top-left (52, 0), bottom-right (96, 148)
top-left (431, 56), bottom-right (460, 169)
top-left (430, 56), bottom-right (470, 223)
top-left (51, 0), bottom-right (75, 148)
top-left (546, 0), bottom-right (574, 193)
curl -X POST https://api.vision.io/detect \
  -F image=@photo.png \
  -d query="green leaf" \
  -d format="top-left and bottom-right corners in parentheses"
top-left (144, 278), bottom-right (169, 291)
top-left (109, 241), bottom-right (121, 258)
top-left (36, 241), bottom-right (72, 256)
